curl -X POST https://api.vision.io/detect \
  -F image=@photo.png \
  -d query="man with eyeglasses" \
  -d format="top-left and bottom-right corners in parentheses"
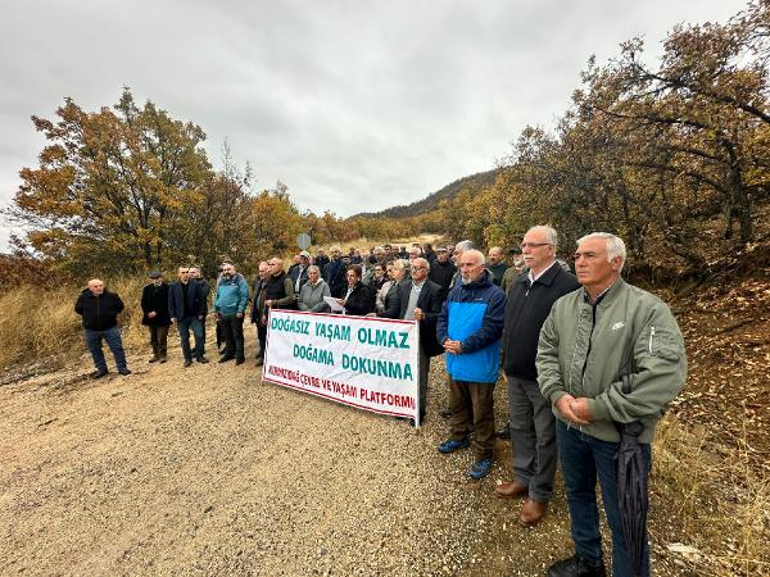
top-left (494, 226), bottom-right (579, 528)
top-left (396, 257), bottom-right (443, 423)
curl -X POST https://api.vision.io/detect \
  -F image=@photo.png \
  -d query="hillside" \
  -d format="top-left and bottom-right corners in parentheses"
top-left (356, 169), bottom-right (500, 219)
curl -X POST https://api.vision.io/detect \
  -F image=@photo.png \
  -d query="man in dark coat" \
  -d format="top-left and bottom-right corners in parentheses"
top-left (326, 246), bottom-right (348, 298)
top-left (168, 266), bottom-right (209, 367)
top-left (75, 279), bottom-right (131, 378)
top-left (428, 246), bottom-right (456, 302)
top-left (141, 271), bottom-right (171, 363)
top-left (397, 257), bottom-right (443, 422)
top-left (494, 226), bottom-right (580, 528)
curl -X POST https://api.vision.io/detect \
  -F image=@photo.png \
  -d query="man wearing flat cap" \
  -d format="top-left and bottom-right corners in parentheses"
top-left (141, 271), bottom-right (171, 363)
top-left (291, 251), bottom-right (311, 295)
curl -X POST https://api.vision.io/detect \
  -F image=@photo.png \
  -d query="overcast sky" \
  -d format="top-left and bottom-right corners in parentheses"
top-left (0, 0), bottom-right (741, 250)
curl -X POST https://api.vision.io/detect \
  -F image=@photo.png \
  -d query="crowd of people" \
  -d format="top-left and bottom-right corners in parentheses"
top-left (74, 229), bottom-right (686, 577)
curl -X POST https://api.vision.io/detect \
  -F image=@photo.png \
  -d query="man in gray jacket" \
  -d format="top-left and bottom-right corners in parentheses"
top-left (537, 232), bottom-right (687, 577)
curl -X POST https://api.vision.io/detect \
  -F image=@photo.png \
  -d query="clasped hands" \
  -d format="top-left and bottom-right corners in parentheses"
top-left (555, 394), bottom-right (593, 426)
top-left (443, 338), bottom-right (463, 355)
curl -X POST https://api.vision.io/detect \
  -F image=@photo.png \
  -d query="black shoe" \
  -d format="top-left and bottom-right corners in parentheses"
top-left (89, 369), bottom-right (108, 379)
top-left (255, 357), bottom-right (264, 367)
top-left (183, 359), bottom-right (193, 368)
top-left (197, 357), bottom-right (210, 364)
top-left (547, 555), bottom-right (606, 577)
top-left (118, 367), bottom-right (132, 376)
top-left (497, 421), bottom-right (511, 439)
top-left (148, 356), bottom-right (159, 363)
top-left (218, 355), bottom-right (234, 363)
top-left (159, 356), bottom-right (168, 364)
top-left (235, 357), bottom-right (245, 366)
top-left (440, 408), bottom-right (452, 420)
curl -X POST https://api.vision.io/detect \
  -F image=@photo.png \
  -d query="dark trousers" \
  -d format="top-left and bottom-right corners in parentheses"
top-left (148, 325), bottom-right (169, 358)
top-left (200, 317), bottom-right (207, 355)
top-left (256, 323), bottom-right (267, 359)
top-left (177, 317), bottom-right (205, 361)
top-left (507, 375), bottom-right (557, 503)
top-left (85, 326), bottom-right (127, 372)
top-left (220, 314), bottom-right (245, 360)
top-left (216, 319), bottom-right (223, 349)
top-left (556, 420), bottom-right (651, 577)
top-left (418, 348), bottom-right (430, 418)
top-left (449, 380), bottom-right (495, 460)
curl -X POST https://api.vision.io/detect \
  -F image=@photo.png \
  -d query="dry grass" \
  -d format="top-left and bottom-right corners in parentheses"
top-left (652, 415), bottom-right (770, 576)
top-left (0, 277), bottom-right (148, 370)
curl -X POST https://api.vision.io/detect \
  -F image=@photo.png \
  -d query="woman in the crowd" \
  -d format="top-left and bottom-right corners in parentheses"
top-left (338, 264), bottom-right (373, 316)
top-left (377, 259), bottom-right (410, 319)
top-left (375, 262), bottom-right (393, 313)
top-left (297, 265), bottom-right (331, 313)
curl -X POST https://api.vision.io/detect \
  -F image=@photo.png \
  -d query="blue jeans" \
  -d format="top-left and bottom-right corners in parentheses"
top-left (556, 419), bottom-right (651, 577)
top-left (85, 326), bottom-right (127, 372)
top-left (177, 317), bottom-right (205, 361)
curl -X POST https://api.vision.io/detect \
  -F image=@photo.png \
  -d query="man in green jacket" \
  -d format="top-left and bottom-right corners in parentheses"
top-left (537, 232), bottom-right (687, 577)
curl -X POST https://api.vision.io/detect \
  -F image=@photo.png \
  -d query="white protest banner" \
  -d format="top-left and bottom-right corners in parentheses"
top-left (263, 310), bottom-right (421, 424)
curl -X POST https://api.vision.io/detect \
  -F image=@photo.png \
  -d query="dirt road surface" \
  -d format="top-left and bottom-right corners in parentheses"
top-left (4, 339), bottom-right (692, 576)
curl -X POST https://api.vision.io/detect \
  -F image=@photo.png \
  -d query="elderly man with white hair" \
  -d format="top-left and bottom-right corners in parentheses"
top-left (75, 279), bottom-right (131, 378)
top-left (537, 232), bottom-right (687, 577)
top-left (436, 249), bottom-right (505, 480)
top-left (494, 225), bottom-right (579, 528)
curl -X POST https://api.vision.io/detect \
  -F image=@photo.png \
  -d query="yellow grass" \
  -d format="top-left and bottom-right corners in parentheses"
top-left (652, 415), bottom-right (770, 575)
top-left (0, 277), bottom-right (148, 370)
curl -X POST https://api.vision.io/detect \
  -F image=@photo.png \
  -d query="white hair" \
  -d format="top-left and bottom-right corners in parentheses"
top-left (577, 232), bottom-right (626, 268)
top-left (455, 240), bottom-right (476, 253)
top-left (528, 225), bottom-right (558, 247)
top-left (413, 257), bottom-right (430, 271)
top-left (462, 249), bottom-right (486, 265)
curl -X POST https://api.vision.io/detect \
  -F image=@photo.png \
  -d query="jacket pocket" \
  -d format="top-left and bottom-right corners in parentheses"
top-left (647, 325), bottom-right (683, 362)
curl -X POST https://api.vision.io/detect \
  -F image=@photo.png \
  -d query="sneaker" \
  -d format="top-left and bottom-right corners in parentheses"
top-left (118, 367), bottom-right (132, 376)
top-left (197, 357), bottom-right (210, 364)
top-left (437, 438), bottom-right (470, 454)
top-left (89, 369), bottom-right (108, 379)
top-left (469, 458), bottom-right (493, 480)
top-left (547, 555), bottom-right (606, 577)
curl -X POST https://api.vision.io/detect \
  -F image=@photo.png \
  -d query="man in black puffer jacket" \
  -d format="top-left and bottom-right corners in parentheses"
top-left (75, 278), bottom-right (131, 378)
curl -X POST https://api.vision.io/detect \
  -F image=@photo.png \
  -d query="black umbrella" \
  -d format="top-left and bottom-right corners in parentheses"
top-left (616, 418), bottom-right (648, 577)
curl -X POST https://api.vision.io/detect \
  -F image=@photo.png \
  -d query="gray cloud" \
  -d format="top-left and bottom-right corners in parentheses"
top-left (0, 0), bottom-right (739, 249)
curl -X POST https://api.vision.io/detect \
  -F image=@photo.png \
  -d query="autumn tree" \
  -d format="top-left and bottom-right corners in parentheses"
top-left (11, 88), bottom-right (210, 274)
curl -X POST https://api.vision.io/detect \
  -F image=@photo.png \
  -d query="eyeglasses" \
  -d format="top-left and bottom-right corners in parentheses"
top-left (520, 242), bottom-right (553, 249)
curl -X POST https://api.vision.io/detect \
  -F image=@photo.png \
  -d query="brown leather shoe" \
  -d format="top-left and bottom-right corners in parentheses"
top-left (518, 498), bottom-right (547, 527)
top-left (494, 481), bottom-right (528, 499)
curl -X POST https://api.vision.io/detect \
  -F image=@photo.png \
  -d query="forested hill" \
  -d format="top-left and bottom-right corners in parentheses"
top-left (356, 169), bottom-right (500, 219)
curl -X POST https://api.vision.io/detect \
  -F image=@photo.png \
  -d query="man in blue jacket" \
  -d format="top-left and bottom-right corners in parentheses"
top-left (436, 249), bottom-right (505, 479)
top-left (168, 266), bottom-right (209, 367)
top-left (214, 261), bottom-right (250, 365)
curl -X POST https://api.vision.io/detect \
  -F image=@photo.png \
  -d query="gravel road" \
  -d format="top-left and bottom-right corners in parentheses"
top-left (1, 342), bottom-right (578, 577)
